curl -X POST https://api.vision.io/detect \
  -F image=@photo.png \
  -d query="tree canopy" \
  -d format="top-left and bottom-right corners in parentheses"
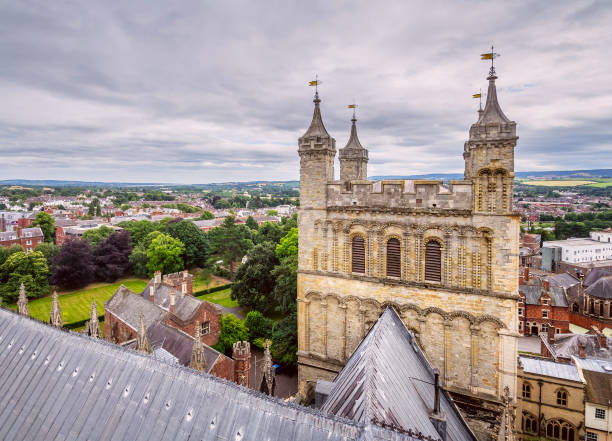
top-left (0, 250), bottom-right (50, 302)
top-left (32, 211), bottom-right (55, 243)
top-left (207, 216), bottom-right (253, 278)
top-left (275, 227), bottom-right (297, 260)
top-left (215, 313), bottom-right (249, 355)
top-left (146, 233), bottom-right (185, 276)
top-left (93, 230), bottom-right (132, 282)
top-left (164, 219), bottom-right (208, 268)
top-left (51, 239), bottom-right (95, 290)
top-left (82, 225), bottom-right (115, 247)
top-left (231, 242), bottom-right (279, 313)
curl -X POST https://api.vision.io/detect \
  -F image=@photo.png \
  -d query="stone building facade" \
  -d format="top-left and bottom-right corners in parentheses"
top-left (297, 68), bottom-right (520, 437)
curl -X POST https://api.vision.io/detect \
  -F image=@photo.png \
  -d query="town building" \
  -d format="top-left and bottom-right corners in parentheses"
top-left (582, 369), bottom-right (612, 441)
top-left (0, 227), bottom-right (44, 253)
top-left (296, 65), bottom-right (519, 436)
top-left (542, 235), bottom-right (612, 272)
top-left (516, 355), bottom-right (585, 441)
top-left (518, 279), bottom-right (570, 336)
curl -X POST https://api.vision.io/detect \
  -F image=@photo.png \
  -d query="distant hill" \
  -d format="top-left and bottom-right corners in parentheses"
top-left (371, 169), bottom-right (612, 181)
top-left (0, 179), bottom-right (162, 187)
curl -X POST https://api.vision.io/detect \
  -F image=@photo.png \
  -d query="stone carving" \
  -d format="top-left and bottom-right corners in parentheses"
top-left (135, 313), bottom-right (151, 354)
top-left (49, 291), bottom-right (62, 327)
top-left (17, 283), bottom-right (29, 316)
top-left (84, 300), bottom-right (101, 338)
top-left (190, 321), bottom-right (207, 371)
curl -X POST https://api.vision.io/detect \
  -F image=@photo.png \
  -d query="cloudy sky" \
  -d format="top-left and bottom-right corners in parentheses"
top-left (1, 1), bottom-right (611, 184)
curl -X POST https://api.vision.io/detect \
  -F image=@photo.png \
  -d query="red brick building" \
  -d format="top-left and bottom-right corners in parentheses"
top-left (519, 278), bottom-right (570, 336)
top-left (0, 227), bottom-right (44, 253)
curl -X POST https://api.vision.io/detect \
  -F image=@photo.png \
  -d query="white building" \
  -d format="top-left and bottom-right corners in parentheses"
top-left (543, 235), bottom-right (612, 264)
top-left (592, 229), bottom-right (612, 244)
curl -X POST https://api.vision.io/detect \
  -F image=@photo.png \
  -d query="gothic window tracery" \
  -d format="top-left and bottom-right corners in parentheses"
top-left (522, 412), bottom-right (538, 434)
top-left (546, 419), bottom-right (575, 441)
top-left (556, 389), bottom-right (568, 406)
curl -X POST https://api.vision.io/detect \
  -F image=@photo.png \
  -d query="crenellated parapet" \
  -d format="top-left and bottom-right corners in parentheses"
top-left (327, 179), bottom-right (472, 211)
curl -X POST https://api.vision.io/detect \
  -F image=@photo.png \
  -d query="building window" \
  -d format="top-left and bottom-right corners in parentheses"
top-left (589, 298), bottom-right (595, 314)
top-left (546, 420), bottom-right (575, 441)
top-left (599, 302), bottom-right (604, 316)
top-left (201, 321), bottom-right (210, 335)
top-left (26, 239), bottom-right (31, 245)
top-left (542, 323), bottom-right (549, 332)
top-left (522, 412), bottom-right (538, 434)
top-left (424, 240), bottom-right (442, 282)
top-left (543, 299), bottom-right (549, 305)
top-left (595, 408), bottom-right (606, 419)
top-left (556, 390), bottom-right (568, 406)
top-left (586, 432), bottom-right (598, 441)
top-left (543, 310), bottom-right (549, 319)
top-left (572, 303), bottom-right (579, 312)
top-left (351, 236), bottom-right (365, 274)
top-left (519, 321), bottom-right (523, 331)
top-left (386, 238), bottom-right (401, 278)
top-left (518, 307), bottom-right (523, 317)
top-left (522, 382), bottom-right (531, 399)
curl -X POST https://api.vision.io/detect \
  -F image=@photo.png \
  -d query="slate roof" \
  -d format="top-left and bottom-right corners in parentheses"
top-left (321, 307), bottom-right (476, 441)
top-left (104, 285), bottom-right (167, 330)
top-left (544, 273), bottom-right (580, 289)
top-left (519, 285), bottom-right (568, 307)
top-left (585, 275), bottom-right (612, 300)
top-left (0, 308), bottom-right (422, 441)
top-left (582, 370), bottom-right (612, 405)
top-left (141, 281), bottom-right (205, 321)
top-left (583, 268), bottom-right (612, 287)
top-left (542, 333), bottom-right (612, 361)
top-left (125, 321), bottom-right (223, 373)
top-left (519, 356), bottom-right (581, 382)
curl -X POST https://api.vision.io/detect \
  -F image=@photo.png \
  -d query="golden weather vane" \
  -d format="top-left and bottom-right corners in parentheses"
top-left (481, 44), bottom-right (501, 77)
top-left (309, 75), bottom-right (321, 96)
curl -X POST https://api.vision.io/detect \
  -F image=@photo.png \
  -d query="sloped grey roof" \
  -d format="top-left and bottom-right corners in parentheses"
top-left (585, 276), bottom-right (612, 300)
top-left (582, 370), bottom-right (612, 405)
top-left (545, 273), bottom-right (580, 289)
top-left (0, 308), bottom-right (421, 441)
top-left (141, 282), bottom-right (203, 321)
top-left (321, 307), bottom-right (476, 441)
top-left (583, 268), bottom-right (612, 287)
top-left (545, 333), bottom-right (612, 360)
top-left (519, 356), bottom-right (581, 382)
top-left (549, 287), bottom-right (569, 307)
top-left (105, 285), bottom-right (167, 330)
top-left (520, 285), bottom-right (541, 305)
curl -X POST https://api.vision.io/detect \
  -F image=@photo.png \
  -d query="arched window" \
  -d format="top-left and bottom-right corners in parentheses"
top-left (600, 302), bottom-right (604, 317)
top-left (522, 412), bottom-right (538, 434)
top-left (546, 419), bottom-right (575, 441)
top-left (424, 240), bottom-right (442, 282)
top-left (556, 389), bottom-right (568, 406)
top-left (386, 238), bottom-right (401, 278)
top-left (589, 298), bottom-right (595, 314)
top-left (522, 382), bottom-right (531, 399)
top-left (351, 236), bottom-right (365, 274)
top-left (572, 303), bottom-right (579, 312)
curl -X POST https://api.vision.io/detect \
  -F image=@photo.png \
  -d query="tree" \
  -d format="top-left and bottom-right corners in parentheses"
top-left (231, 242), bottom-right (278, 313)
top-left (244, 310), bottom-right (274, 341)
top-left (213, 199), bottom-right (231, 209)
top-left (271, 309), bottom-right (298, 367)
top-left (32, 211), bottom-right (55, 243)
top-left (253, 221), bottom-right (283, 245)
top-left (270, 254), bottom-right (297, 315)
top-left (51, 239), bottom-right (95, 290)
top-left (275, 228), bottom-right (297, 260)
top-left (245, 216), bottom-right (259, 230)
top-left (146, 233), bottom-right (185, 276)
top-left (129, 244), bottom-right (149, 278)
top-left (215, 313), bottom-right (249, 355)
top-left (88, 202), bottom-right (95, 217)
top-left (197, 210), bottom-right (215, 220)
top-left (34, 242), bottom-right (60, 270)
top-left (82, 225), bottom-right (114, 247)
top-left (93, 230), bottom-right (132, 282)
top-left (267, 209), bottom-right (278, 217)
top-left (164, 219), bottom-right (209, 268)
top-left (0, 250), bottom-right (50, 302)
top-left (208, 216), bottom-right (253, 278)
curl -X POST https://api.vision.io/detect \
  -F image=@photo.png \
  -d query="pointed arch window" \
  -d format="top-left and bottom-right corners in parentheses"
top-left (424, 240), bottom-right (442, 282)
top-left (386, 238), bottom-right (401, 278)
top-left (522, 412), bottom-right (538, 434)
top-left (556, 389), bottom-right (568, 406)
top-left (351, 236), bottom-right (365, 274)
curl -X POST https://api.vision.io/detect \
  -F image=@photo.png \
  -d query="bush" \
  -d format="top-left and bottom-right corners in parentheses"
top-left (215, 314), bottom-right (249, 355)
top-left (271, 308), bottom-right (298, 368)
top-left (244, 310), bottom-right (274, 341)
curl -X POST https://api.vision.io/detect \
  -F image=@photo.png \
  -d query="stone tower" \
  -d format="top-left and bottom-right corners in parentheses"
top-left (232, 340), bottom-right (251, 387)
top-left (338, 114), bottom-right (368, 182)
top-left (464, 67), bottom-right (518, 214)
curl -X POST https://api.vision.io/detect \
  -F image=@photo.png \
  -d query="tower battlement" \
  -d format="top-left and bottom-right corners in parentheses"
top-left (327, 179), bottom-right (472, 211)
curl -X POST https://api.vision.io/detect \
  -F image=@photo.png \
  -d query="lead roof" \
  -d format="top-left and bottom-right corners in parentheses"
top-left (0, 308), bottom-right (422, 441)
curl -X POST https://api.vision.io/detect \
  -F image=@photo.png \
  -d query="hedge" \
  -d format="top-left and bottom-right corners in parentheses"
top-left (193, 283), bottom-right (232, 297)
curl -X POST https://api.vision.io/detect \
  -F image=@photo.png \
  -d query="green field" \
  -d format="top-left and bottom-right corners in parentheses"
top-left (7, 278), bottom-right (148, 325)
top-left (196, 288), bottom-right (238, 308)
top-left (519, 178), bottom-right (612, 188)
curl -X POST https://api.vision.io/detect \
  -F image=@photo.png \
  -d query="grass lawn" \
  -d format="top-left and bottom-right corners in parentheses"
top-left (196, 288), bottom-right (239, 308)
top-left (522, 179), bottom-right (596, 187)
top-left (7, 278), bottom-right (148, 325)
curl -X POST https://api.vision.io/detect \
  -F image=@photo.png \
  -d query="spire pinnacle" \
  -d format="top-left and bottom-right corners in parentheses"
top-left (135, 313), bottom-right (151, 353)
top-left (85, 300), bottom-right (101, 338)
top-left (301, 77), bottom-right (331, 139)
top-left (49, 291), bottom-right (62, 327)
top-left (17, 283), bottom-right (29, 316)
top-left (190, 321), bottom-right (207, 371)
top-left (259, 339), bottom-right (275, 395)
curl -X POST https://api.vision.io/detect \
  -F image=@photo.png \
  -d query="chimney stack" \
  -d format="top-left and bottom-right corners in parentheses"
top-left (149, 283), bottom-right (155, 302)
top-left (429, 368), bottom-right (447, 441)
top-left (170, 290), bottom-right (176, 314)
top-left (154, 270), bottom-right (161, 285)
top-left (542, 279), bottom-right (550, 292)
top-left (578, 342), bottom-right (586, 358)
top-left (547, 325), bottom-right (556, 344)
top-left (232, 341), bottom-right (251, 388)
top-left (592, 327), bottom-right (608, 349)
top-left (524, 267), bottom-right (530, 282)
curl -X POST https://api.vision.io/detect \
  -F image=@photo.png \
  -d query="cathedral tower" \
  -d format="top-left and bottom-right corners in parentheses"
top-left (338, 114), bottom-right (368, 182)
top-left (464, 67), bottom-right (518, 214)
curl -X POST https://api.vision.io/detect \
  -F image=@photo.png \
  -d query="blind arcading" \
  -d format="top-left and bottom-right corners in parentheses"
top-left (352, 236), bottom-right (365, 273)
top-left (386, 238), bottom-right (401, 278)
top-left (424, 241), bottom-right (441, 282)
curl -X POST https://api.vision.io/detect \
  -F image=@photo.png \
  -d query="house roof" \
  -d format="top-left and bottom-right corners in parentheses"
top-left (140, 282), bottom-right (205, 321)
top-left (0, 307), bottom-right (422, 441)
top-left (585, 276), bottom-right (612, 300)
top-left (544, 273), bottom-right (580, 289)
top-left (542, 333), bottom-right (612, 361)
top-left (519, 356), bottom-right (582, 382)
top-left (104, 285), bottom-right (167, 330)
top-left (583, 268), bottom-right (612, 287)
top-left (321, 307), bottom-right (476, 441)
top-left (519, 285), bottom-right (568, 307)
top-left (582, 370), bottom-right (612, 405)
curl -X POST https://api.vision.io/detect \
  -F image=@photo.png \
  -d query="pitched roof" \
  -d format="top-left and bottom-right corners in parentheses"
top-left (300, 94), bottom-right (332, 140)
top-left (519, 285), bottom-right (568, 307)
top-left (0, 308), bottom-right (421, 441)
top-left (519, 356), bottom-right (581, 382)
top-left (140, 282), bottom-right (205, 321)
top-left (321, 307), bottom-right (476, 441)
top-left (104, 285), bottom-right (167, 330)
top-left (543, 333), bottom-right (612, 361)
top-left (585, 276), bottom-right (612, 300)
top-left (582, 370), bottom-right (612, 405)
top-left (544, 273), bottom-right (581, 289)
top-left (583, 268), bottom-right (612, 287)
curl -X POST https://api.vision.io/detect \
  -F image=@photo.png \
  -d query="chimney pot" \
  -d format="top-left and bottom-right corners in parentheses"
top-left (170, 290), bottom-right (176, 314)
top-left (578, 343), bottom-right (586, 358)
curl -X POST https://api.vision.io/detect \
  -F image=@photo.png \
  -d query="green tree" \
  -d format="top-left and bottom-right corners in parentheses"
top-left (197, 210), bottom-right (215, 220)
top-left (164, 219), bottom-right (209, 268)
top-left (0, 251), bottom-right (50, 302)
top-left (82, 225), bottom-right (115, 248)
top-left (231, 242), bottom-right (278, 313)
top-left (143, 230), bottom-right (164, 249)
top-left (271, 254), bottom-right (297, 315)
top-left (215, 313), bottom-right (249, 355)
top-left (146, 233), bottom-right (185, 276)
top-left (118, 220), bottom-right (161, 246)
top-left (208, 216), bottom-right (253, 278)
top-left (275, 228), bottom-right (297, 260)
top-left (266, 209), bottom-right (278, 216)
top-left (244, 310), bottom-right (274, 341)
top-left (32, 211), bottom-right (56, 243)
top-left (129, 244), bottom-right (149, 278)
top-left (253, 221), bottom-right (283, 245)
top-left (271, 309), bottom-right (298, 367)
top-left (245, 216), bottom-right (259, 230)
top-left (34, 242), bottom-right (60, 270)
